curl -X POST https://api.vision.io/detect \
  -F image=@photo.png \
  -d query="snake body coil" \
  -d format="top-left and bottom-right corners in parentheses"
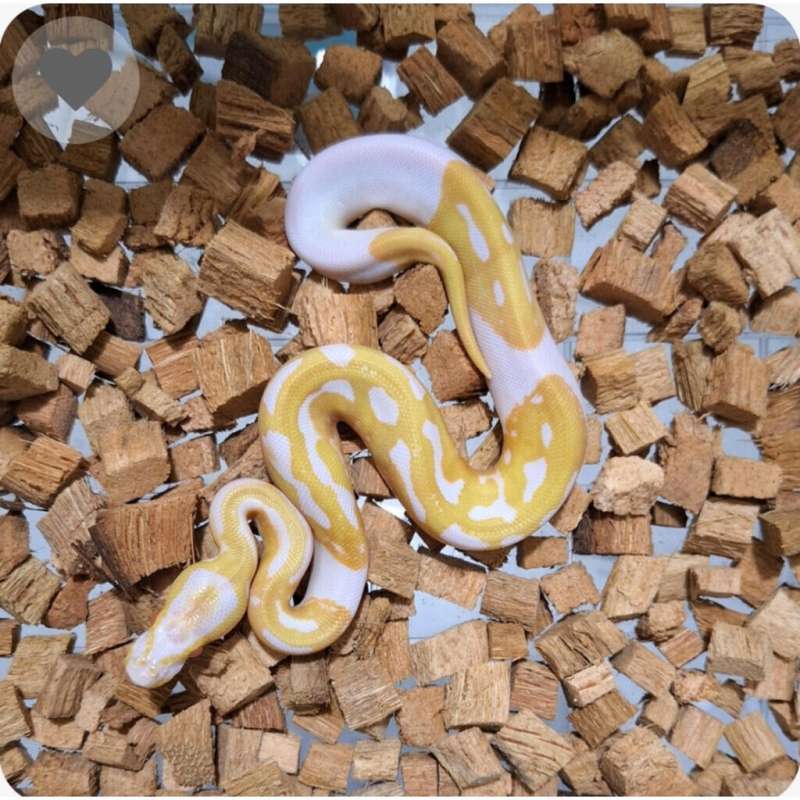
top-left (127, 134), bottom-right (586, 688)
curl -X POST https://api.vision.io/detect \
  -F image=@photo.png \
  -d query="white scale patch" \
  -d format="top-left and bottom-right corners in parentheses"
top-left (389, 440), bottom-right (427, 523)
top-left (470, 311), bottom-right (578, 422)
top-left (541, 422), bottom-right (553, 448)
top-left (298, 381), bottom-right (360, 529)
top-left (320, 344), bottom-right (355, 367)
top-left (523, 458), bottom-right (547, 504)
top-left (493, 280), bottom-right (505, 307)
top-left (468, 475), bottom-right (517, 523)
top-left (422, 420), bottom-right (464, 504)
top-left (456, 203), bottom-right (490, 261)
top-left (441, 522), bottom-right (486, 550)
top-left (277, 601), bottom-right (319, 633)
top-left (368, 387), bottom-right (399, 425)
top-left (304, 541), bottom-right (367, 617)
top-left (470, 311), bottom-right (540, 420)
top-left (263, 357), bottom-right (302, 415)
top-left (264, 430), bottom-right (331, 529)
top-left (260, 626), bottom-right (314, 655)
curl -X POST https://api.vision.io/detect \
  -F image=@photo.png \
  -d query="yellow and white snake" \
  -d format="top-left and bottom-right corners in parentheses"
top-left (126, 134), bottom-right (587, 688)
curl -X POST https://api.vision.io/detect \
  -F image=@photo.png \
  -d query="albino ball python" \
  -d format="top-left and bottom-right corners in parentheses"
top-left (126, 134), bottom-right (586, 688)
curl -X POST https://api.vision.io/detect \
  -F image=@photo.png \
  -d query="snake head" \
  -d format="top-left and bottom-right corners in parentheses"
top-left (125, 632), bottom-right (184, 688)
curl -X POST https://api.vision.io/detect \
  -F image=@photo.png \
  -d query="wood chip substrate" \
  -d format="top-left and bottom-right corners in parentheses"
top-left (0, 2), bottom-right (798, 797)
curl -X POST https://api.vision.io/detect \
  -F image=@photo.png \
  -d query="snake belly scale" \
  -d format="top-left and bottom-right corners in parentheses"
top-left (126, 134), bottom-right (586, 688)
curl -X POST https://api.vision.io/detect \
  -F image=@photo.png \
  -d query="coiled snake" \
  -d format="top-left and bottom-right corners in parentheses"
top-left (127, 134), bottom-right (586, 688)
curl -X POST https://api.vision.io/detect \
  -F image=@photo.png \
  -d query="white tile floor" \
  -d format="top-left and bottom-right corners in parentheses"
top-left (1, 4), bottom-right (798, 794)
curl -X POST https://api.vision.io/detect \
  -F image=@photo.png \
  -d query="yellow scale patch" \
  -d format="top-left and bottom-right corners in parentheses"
top-left (428, 160), bottom-right (547, 352)
top-left (247, 486), bottom-right (352, 651)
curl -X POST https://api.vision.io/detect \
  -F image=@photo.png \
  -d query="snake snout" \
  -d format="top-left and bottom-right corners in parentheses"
top-left (125, 634), bottom-right (183, 688)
